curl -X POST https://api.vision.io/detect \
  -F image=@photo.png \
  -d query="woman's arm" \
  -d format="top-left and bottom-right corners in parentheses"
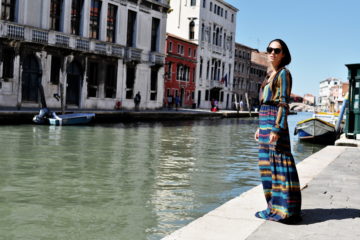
top-left (272, 69), bottom-right (292, 133)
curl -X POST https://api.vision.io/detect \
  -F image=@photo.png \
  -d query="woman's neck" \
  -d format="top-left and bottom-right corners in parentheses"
top-left (270, 64), bottom-right (280, 72)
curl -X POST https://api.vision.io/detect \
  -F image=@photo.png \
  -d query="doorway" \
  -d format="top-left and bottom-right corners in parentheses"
top-left (66, 61), bottom-right (82, 106)
top-left (22, 55), bottom-right (41, 102)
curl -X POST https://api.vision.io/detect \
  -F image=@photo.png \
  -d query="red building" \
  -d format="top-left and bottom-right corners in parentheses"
top-left (164, 34), bottom-right (197, 108)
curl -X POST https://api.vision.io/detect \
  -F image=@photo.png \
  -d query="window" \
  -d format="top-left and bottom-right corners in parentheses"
top-left (150, 67), bottom-right (158, 100)
top-left (107, 3), bottom-right (117, 42)
top-left (89, 0), bottom-right (102, 39)
top-left (188, 48), bottom-right (192, 57)
top-left (71, 0), bottom-right (83, 35)
top-left (189, 21), bottom-right (195, 40)
top-left (190, 0), bottom-right (196, 6)
top-left (202, 0), bottom-right (206, 8)
top-left (168, 41), bottom-right (173, 52)
top-left (205, 89), bottom-right (209, 101)
top-left (201, 23), bottom-right (205, 41)
top-left (199, 57), bottom-right (203, 78)
top-left (151, 17), bottom-right (160, 51)
top-left (209, 2), bottom-right (212, 11)
top-left (176, 64), bottom-right (183, 80)
top-left (87, 62), bottom-right (99, 97)
top-left (2, 48), bottom-right (14, 79)
top-left (177, 44), bottom-right (184, 55)
top-left (231, 13), bottom-right (234, 22)
top-left (50, 55), bottom-right (61, 84)
top-left (193, 49), bottom-right (196, 57)
top-left (126, 65), bottom-right (135, 99)
top-left (225, 10), bottom-right (227, 19)
top-left (206, 60), bottom-right (210, 79)
top-left (166, 62), bottom-right (172, 79)
top-left (127, 10), bottom-right (137, 47)
top-left (50, 0), bottom-right (63, 31)
top-left (105, 64), bottom-right (117, 98)
top-left (1, 0), bottom-right (15, 21)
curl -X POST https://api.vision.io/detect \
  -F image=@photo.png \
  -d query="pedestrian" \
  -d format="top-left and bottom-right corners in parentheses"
top-left (167, 95), bottom-right (173, 109)
top-left (214, 99), bottom-right (219, 111)
top-left (254, 39), bottom-right (302, 223)
top-left (134, 91), bottom-right (141, 111)
top-left (240, 100), bottom-right (244, 111)
top-left (175, 95), bottom-right (180, 111)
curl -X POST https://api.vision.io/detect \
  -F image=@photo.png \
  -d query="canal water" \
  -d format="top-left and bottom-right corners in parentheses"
top-left (0, 112), bottom-right (323, 240)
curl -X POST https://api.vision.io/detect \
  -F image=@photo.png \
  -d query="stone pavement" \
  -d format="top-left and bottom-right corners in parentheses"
top-left (247, 146), bottom-right (360, 240)
top-left (162, 146), bottom-right (360, 240)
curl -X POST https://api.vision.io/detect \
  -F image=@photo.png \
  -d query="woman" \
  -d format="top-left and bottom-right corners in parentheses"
top-left (254, 39), bottom-right (302, 223)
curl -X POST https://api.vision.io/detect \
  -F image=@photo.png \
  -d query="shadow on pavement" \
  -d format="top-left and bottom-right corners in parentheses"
top-left (299, 208), bottom-right (360, 224)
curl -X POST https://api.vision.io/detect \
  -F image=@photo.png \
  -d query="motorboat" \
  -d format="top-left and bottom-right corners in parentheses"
top-left (33, 108), bottom-right (95, 126)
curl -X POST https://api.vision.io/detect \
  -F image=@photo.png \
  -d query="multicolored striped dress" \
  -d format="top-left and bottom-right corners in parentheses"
top-left (256, 68), bottom-right (302, 222)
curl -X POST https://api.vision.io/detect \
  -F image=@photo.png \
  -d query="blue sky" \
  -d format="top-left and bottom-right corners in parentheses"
top-left (226, 0), bottom-right (360, 97)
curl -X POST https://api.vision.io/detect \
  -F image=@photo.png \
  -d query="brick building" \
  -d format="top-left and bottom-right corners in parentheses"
top-left (164, 33), bottom-right (197, 108)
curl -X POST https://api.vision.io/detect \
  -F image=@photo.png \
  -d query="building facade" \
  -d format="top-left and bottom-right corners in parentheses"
top-left (318, 77), bottom-right (341, 111)
top-left (164, 33), bottom-right (197, 108)
top-left (329, 81), bottom-right (349, 112)
top-left (166, 0), bottom-right (237, 109)
top-left (303, 93), bottom-right (315, 106)
top-left (0, 0), bottom-right (169, 110)
top-left (249, 49), bottom-right (267, 107)
top-left (233, 42), bottom-right (251, 108)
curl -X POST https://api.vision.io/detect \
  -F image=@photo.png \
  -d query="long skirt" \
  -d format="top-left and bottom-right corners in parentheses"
top-left (256, 104), bottom-right (302, 221)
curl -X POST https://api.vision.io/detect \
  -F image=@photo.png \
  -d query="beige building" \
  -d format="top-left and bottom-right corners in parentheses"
top-left (303, 93), bottom-right (315, 106)
top-left (233, 43), bottom-right (251, 108)
top-left (249, 50), bottom-right (268, 107)
top-left (0, 0), bottom-right (170, 110)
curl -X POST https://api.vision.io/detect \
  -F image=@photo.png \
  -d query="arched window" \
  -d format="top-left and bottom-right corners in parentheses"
top-left (189, 21), bottom-right (195, 40)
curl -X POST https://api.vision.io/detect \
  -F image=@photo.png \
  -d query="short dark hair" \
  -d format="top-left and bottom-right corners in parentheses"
top-left (268, 39), bottom-right (291, 68)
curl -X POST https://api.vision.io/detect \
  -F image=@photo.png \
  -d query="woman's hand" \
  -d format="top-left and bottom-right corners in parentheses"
top-left (269, 132), bottom-right (279, 144)
top-left (254, 128), bottom-right (259, 141)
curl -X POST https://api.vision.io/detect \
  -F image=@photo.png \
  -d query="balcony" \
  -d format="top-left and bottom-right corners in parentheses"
top-left (143, 0), bottom-right (170, 7)
top-left (149, 52), bottom-right (165, 65)
top-left (125, 47), bottom-right (142, 62)
top-left (0, 21), bottom-right (126, 59)
top-left (210, 79), bottom-right (224, 89)
top-left (210, 45), bottom-right (224, 55)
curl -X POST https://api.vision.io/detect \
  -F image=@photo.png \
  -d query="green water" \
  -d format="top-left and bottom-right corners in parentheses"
top-left (0, 112), bottom-right (323, 240)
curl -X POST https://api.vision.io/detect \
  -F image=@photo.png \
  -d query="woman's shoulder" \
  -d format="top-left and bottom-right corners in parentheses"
top-left (278, 68), bottom-right (292, 79)
top-left (279, 67), bottom-right (291, 74)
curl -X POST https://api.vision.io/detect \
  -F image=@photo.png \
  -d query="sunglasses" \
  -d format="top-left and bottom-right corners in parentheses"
top-left (266, 47), bottom-right (282, 54)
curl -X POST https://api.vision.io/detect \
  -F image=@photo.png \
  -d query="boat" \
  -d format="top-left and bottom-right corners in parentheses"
top-left (33, 108), bottom-right (95, 126)
top-left (294, 93), bottom-right (348, 144)
top-left (294, 117), bottom-right (336, 144)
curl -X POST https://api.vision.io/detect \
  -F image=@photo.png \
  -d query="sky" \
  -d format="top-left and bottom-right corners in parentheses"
top-left (226, 0), bottom-right (360, 97)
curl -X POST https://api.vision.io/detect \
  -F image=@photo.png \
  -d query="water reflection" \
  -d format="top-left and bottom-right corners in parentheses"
top-left (0, 113), bottom-right (323, 240)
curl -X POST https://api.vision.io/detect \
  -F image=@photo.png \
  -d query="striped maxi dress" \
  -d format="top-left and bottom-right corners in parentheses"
top-left (256, 68), bottom-right (302, 222)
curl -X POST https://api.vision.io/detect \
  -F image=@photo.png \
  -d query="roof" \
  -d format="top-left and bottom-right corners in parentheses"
top-left (166, 33), bottom-right (198, 46)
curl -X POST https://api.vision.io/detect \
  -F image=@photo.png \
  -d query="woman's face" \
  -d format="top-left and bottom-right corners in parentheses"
top-left (267, 41), bottom-right (285, 68)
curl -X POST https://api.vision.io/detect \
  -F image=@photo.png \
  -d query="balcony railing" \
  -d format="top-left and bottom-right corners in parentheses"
top-left (149, 52), bottom-right (165, 65)
top-left (126, 47), bottom-right (142, 62)
top-left (32, 29), bottom-right (48, 43)
top-left (0, 21), bottom-right (129, 59)
top-left (5, 23), bottom-right (24, 39)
